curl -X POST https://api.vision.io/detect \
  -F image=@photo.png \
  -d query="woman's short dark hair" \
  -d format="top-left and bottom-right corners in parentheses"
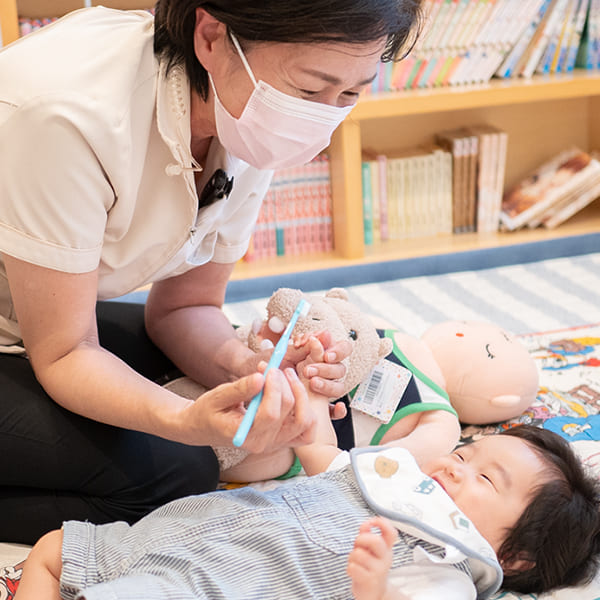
top-left (497, 425), bottom-right (600, 594)
top-left (153, 0), bottom-right (423, 99)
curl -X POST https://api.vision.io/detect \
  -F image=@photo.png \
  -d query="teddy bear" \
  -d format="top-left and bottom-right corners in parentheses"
top-left (239, 287), bottom-right (393, 394)
top-left (163, 287), bottom-right (392, 475)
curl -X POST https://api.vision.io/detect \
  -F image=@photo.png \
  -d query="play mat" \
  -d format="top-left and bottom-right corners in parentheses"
top-left (1, 323), bottom-right (600, 599)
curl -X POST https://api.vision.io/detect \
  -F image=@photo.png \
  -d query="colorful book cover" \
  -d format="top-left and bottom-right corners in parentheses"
top-left (391, 57), bottom-right (415, 90)
top-left (500, 147), bottom-right (600, 230)
top-left (542, 158), bottom-right (600, 228)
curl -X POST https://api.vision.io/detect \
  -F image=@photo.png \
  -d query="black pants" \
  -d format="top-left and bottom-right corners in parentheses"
top-left (0, 301), bottom-right (219, 545)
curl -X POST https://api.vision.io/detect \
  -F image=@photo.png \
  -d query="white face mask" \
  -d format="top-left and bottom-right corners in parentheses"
top-left (209, 33), bottom-right (354, 170)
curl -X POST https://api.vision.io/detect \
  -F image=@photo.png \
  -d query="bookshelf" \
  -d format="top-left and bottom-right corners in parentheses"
top-left (3, 0), bottom-right (600, 282)
top-left (329, 70), bottom-right (600, 262)
top-left (0, 0), bottom-right (150, 46)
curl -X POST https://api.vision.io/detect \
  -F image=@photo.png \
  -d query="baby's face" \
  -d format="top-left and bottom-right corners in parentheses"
top-left (422, 435), bottom-right (551, 552)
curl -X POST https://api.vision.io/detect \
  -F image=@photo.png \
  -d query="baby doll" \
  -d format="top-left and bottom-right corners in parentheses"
top-left (14, 423), bottom-right (600, 600)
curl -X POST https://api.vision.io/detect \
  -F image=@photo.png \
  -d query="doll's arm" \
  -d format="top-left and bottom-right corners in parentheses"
top-left (380, 409), bottom-right (461, 467)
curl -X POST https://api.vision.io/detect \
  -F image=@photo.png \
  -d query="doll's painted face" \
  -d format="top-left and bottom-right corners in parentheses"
top-left (421, 320), bottom-right (539, 424)
top-left (422, 434), bottom-right (552, 552)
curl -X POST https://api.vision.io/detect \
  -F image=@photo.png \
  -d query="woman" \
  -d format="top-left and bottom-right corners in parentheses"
top-left (0, 0), bottom-right (422, 544)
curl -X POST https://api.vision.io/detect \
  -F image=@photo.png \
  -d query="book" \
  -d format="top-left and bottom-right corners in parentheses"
top-left (450, 0), bottom-right (498, 84)
top-left (564, 0), bottom-right (591, 70)
top-left (465, 133), bottom-right (479, 232)
top-left (369, 159), bottom-right (381, 243)
top-left (500, 147), bottom-right (600, 230)
top-left (536, 0), bottom-right (575, 72)
top-left (468, 125), bottom-right (495, 231)
top-left (381, 146), bottom-right (453, 239)
top-left (493, 130), bottom-right (509, 231)
top-left (377, 155), bottom-right (389, 240)
top-left (521, 0), bottom-right (570, 77)
top-left (495, 0), bottom-right (553, 77)
top-left (592, 0), bottom-right (600, 68)
top-left (361, 161), bottom-right (374, 245)
top-left (554, 0), bottom-right (580, 70)
top-left (541, 155), bottom-right (600, 227)
top-left (436, 129), bottom-right (470, 233)
top-left (478, 0), bottom-right (538, 81)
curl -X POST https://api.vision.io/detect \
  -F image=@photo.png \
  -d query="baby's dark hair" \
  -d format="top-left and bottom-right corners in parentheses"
top-left (496, 424), bottom-right (600, 593)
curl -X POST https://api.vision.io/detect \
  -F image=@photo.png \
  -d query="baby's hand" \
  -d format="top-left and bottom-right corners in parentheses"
top-left (293, 333), bottom-right (325, 378)
top-left (293, 330), bottom-right (350, 399)
top-left (347, 517), bottom-right (399, 600)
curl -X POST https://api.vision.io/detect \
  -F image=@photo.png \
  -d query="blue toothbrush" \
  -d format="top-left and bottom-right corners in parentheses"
top-left (233, 298), bottom-right (311, 447)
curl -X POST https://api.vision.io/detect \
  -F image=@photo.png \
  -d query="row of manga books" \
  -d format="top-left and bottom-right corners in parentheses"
top-left (362, 148), bottom-right (453, 242)
top-left (362, 125), bottom-right (509, 241)
top-left (243, 156), bottom-right (334, 262)
top-left (365, 0), bottom-right (600, 94)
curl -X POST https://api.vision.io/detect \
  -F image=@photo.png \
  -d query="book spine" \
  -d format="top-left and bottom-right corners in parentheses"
top-left (362, 161), bottom-right (374, 245)
top-left (522, 0), bottom-right (570, 77)
top-left (377, 155), bottom-right (389, 241)
top-left (496, 0), bottom-right (550, 77)
top-left (565, 0), bottom-right (590, 70)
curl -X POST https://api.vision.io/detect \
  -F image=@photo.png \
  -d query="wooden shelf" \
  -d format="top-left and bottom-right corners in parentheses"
top-left (323, 71), bottom-right (600, 277)
top-left (231, 200), bottom-right (600, 280)
top-left (0, 0), bottom-right (19, 45)
top-left (351, 71), bottom-right (600, 120)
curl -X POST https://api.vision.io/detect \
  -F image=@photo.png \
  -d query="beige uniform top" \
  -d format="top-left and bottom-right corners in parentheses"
top-left (0, 7), bottom-right (273, 350)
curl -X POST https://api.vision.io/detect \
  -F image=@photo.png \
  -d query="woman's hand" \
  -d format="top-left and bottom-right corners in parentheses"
top-left (180, 366), bottom-right (316, 452)
top-left (347, 517), bottom-right (399, 600)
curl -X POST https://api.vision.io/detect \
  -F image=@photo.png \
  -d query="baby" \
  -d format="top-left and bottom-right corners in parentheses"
top-left (13, 365), bottom-right (600, 600)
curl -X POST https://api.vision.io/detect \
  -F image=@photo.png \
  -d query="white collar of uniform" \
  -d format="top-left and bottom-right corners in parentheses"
top-left (156, 60), bottom-right (246, 181)
top-left (350, 446), bottom-right (503, 599)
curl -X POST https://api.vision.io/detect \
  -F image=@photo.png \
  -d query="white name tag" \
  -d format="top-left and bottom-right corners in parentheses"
top-left (351, 358), bottom-right (413, 423)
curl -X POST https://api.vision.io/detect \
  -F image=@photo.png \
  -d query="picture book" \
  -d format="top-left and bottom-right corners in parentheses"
top-left (537, 151), bottom-right (600, 227)
top-left (500, 147), bottom-right (600, 230)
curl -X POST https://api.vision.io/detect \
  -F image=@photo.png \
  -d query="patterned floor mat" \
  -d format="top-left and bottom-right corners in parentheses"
top-left (2, 324), bottom-right (600, 599)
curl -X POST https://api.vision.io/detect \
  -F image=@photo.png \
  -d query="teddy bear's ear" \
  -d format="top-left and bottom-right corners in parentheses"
top-left (325, 288), bottom-right (349, 301)
top-left (380, 337), bottom-right (393, 358)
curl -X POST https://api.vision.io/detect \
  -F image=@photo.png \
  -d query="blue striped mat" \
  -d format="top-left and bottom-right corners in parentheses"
top-left (223, 252), bottom-right (600, 337)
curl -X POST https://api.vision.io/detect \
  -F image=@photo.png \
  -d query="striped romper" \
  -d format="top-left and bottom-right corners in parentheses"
top-left (59, 448), bottom-right (502, 600)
